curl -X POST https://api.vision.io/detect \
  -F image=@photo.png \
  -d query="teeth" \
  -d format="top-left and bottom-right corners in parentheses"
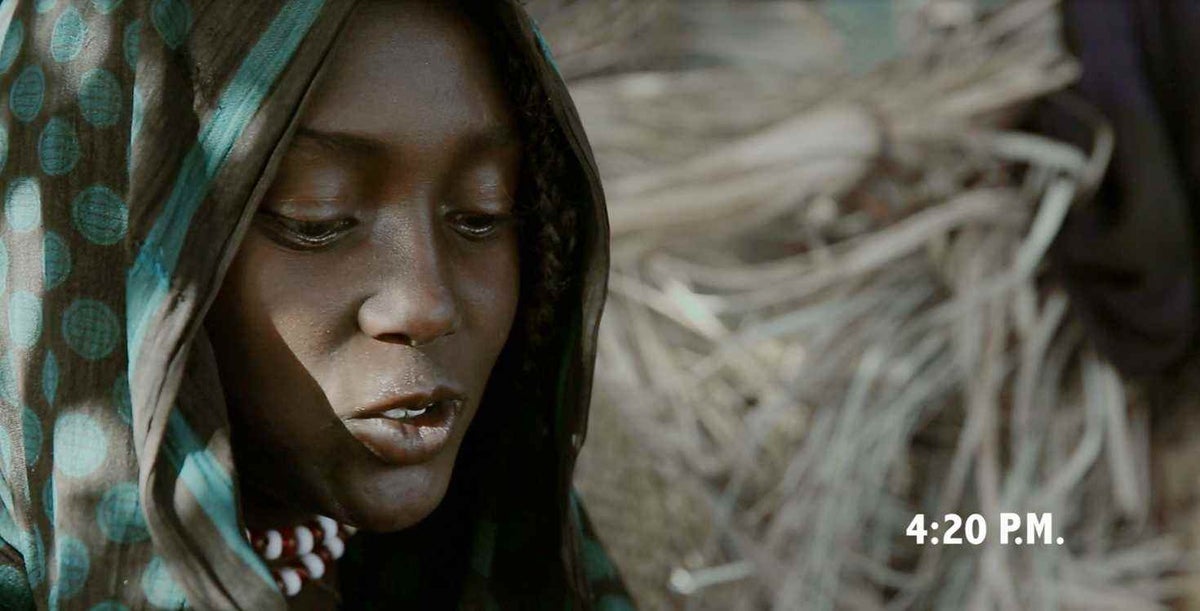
top-left (381, 406), bottom-right (428, 420)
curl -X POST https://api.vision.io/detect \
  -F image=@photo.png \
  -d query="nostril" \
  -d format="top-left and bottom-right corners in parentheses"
top-left (375, 324), bottom-right (457, 348)
top-left (378, 332), bottom-right (424, 348)
top-left (380, 332), bottom-right (414, 347)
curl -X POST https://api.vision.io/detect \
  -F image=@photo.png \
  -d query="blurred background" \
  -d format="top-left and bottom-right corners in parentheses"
top-left (529, 1), bottom-right (1200, 609)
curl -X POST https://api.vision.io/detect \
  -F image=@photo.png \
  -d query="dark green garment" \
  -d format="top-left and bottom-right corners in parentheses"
top-left (0, 0), bottom-right (629, 608)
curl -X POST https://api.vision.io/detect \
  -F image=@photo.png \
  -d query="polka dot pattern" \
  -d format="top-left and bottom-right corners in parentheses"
top-left (22, 407), bottom-right (41, 467)
top-left (97, 482), bottom-right (149, 543)
top-left (0, 19), bottom-right (21, 74)
top-left (142, 556), bottom-right (187, 609)
top-left (152, 0), bottom-right (192, 50)
top-left (0, 564), bottom-right (33, 609)
top-left (62, 299), bottom-right (120, 360)
top-left (42, 350), bottom-right (59, 405)
top-left (51, 6), bottom-right (87, 64)
top-left (44, 231), bottom-right (71, 290)
top-left (39, 116), bottom-right (80, 176)
top-left (9, 65), bottom-right (44, 122)
top-left (8, 291), bottom-right (42, 349)
top-left (53, 535), bottom-right (90, 599)
top-left (92, 0), bottom-right (125, 15)
top-left (71, 185), bottom-right (128, 245)
top-left (79, 69), bottom-right (123, 128)
top-left (53, 413), bottom-right (107, 478)
top-left (5, 177), bottom-right (41, 232)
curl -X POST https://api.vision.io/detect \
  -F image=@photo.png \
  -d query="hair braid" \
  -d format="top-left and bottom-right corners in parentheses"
top-left (498, 25), bottom-right (580, 378)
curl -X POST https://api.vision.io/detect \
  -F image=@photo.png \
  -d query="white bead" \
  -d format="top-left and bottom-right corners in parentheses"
top-left (295, 525), bottom-right (314, 555)
top-left (279, 567), bottom-right (302, 597)
top-left (325, 535), bottom-right (345, 560)
top-left (299, 552), bottom-right (325, 580)
top-left (264, 530), bottom-right (283, 560)
top-left (316, 516), bottom-right (339, 545)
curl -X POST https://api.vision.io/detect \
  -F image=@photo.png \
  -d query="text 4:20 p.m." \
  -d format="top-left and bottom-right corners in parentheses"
top-left (905, 513), bottom-right (1064, 545)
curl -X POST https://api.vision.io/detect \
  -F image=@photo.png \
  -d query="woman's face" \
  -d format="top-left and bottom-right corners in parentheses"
top-left (206, 1), bottom-right (520, 531)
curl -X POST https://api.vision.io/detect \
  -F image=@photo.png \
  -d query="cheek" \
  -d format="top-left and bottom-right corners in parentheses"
top-left (206, 234), bottom-right (349, 432)
top-left (211, 235), bottom-right (355, 375)
top-left (207, 231), bottom-right (374, 474)
top-left (461, 236), bottom-right (521, 358)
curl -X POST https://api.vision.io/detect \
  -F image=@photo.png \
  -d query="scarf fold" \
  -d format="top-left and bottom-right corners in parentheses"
top-left (0, 1), bottom-right (629, 608)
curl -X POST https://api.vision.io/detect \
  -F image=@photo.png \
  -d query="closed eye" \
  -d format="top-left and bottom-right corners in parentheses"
top-left (446, 211), bottom-right (517, 241)
top-left (256, 210), bottom-right (359, 251)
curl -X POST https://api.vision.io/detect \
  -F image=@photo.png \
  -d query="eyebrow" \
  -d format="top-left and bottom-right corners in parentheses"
top-left (292, 127), bottom-right (385, 157)
top-left (292, 125), bottom-right (520, 160)
top-left (457, 126), bottom-right (519, 154)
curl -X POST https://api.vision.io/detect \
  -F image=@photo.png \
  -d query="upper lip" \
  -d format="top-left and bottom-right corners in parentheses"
top-left (348, 385), bottom-right (466, 420)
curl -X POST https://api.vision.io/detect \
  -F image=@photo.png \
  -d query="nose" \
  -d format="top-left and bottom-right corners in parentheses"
top-left (356, 232), bottom-right (462, 348)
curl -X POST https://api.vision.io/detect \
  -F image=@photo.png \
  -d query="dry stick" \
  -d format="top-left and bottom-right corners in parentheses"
top-left (1100, 360), bottom-right (1143, 521)
top-left (725, 190), bottom-right (1025, 312)
top-left (576, 0), bottom-right (1178, 606)
top-left (974, 301), bottom-right (1021, 611)
top-left (1029, 353), bottom-right (1109, 510)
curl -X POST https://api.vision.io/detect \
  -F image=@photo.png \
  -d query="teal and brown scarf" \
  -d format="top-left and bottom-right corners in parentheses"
top-left (0, 0), bottom-right (630, 608)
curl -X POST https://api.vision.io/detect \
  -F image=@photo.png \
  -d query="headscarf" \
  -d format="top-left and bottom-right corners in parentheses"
top-left (0, 0), bottom-right (628, 608)
top-left (1036, 0), bottom-right (1198, 377)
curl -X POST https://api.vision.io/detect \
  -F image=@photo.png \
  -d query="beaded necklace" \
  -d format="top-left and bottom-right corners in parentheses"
top-left (243, 516), bottom-right (359, 597)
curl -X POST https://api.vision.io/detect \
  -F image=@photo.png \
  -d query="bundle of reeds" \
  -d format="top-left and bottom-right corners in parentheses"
top-left (534, 1), bottom-right (1182, 609)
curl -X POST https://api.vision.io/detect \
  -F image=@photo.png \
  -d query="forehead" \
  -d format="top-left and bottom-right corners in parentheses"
top-left (299, 1), bottom-right (512, 146)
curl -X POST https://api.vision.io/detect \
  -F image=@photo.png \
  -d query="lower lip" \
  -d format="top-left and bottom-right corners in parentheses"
top-left (342, 401), bottom-right (463, 466)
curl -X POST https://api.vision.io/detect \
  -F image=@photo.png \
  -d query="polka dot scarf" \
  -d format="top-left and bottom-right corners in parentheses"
top-left (0, 0), bottom-right (632, 609)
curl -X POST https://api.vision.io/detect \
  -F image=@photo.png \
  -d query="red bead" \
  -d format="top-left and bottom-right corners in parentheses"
top-left (306, 520), bottom-right (324, 541)
top-left (316, 547), bottom-right (333, 564)
top-left (281, 534), bottom-right (297, 557)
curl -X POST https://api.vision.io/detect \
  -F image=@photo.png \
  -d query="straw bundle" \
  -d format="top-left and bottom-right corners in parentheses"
top-left (533, 1), bottom-right (1183, 609)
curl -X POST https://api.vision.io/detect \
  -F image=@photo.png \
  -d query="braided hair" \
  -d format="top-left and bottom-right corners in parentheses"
top-left (471, 1), bottom-right (583, 409)
top-left (509, 44), bottom-right (579, 367)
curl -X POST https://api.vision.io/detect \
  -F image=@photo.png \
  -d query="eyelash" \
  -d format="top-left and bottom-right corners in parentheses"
top-left (256, 210), bottom-right (517, 251)
top-left (258, 212), bottom-right (358, 251)
top-left (445, 211), bottom-right (517, 241)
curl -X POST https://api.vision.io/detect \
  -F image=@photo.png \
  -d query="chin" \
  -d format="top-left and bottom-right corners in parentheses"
top-left (334, 446), bottom-right (459, 532)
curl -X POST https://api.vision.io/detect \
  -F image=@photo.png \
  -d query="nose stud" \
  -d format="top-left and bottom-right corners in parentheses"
top-left (394, 332), bottom-right (446, 348)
